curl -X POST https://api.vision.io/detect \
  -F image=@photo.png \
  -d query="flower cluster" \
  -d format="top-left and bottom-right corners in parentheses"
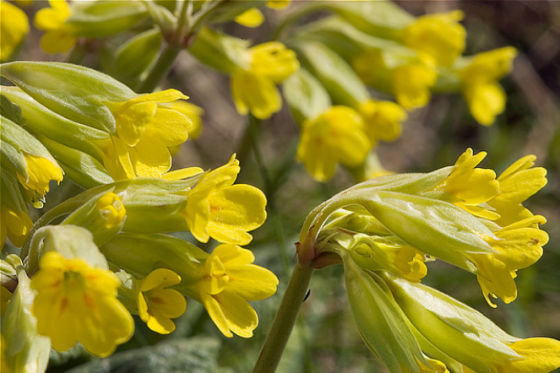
top-left (296, 148), bottom-right (560, 373)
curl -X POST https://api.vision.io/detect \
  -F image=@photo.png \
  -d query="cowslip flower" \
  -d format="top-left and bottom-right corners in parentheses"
top-left (137, 268), bottom-right (187, 334)
top-left (0, 0), bottom-right (29, 61)
top-left (16, 153), bottom-right (64, 199)
top-left (357, 99), bottom-right (407, 143)
top-left (31, 251), bottom-right (134, 357)
top-left (194, 244), bottom-right (279, 338)
top-left (459, 47), bottom-right (517, 125)
top-left (353, 50), bottom-right (437, 110)
top-left (96, 192), bottom-right (126, 229)
top-left (0, 205), bottom-right (33, 250)
top-left (184, 155), bottom-right (267, 245)
top-left (296, 106), bottom-right (371, 182)
top-left (231, 42), bottom-right (299, 119)
top-left (34, 0), bottom-right (76, 54)
top-left (402, 11), bottom-right (466, 66)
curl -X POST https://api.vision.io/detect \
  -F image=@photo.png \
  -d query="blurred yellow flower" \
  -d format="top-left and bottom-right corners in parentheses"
top-left (196, 244), bottom-right (278, 338)
top-left (0, 205), bottom-right (33, 249)
top-left (34, 0), bottom-right (76, 54)
top-left (234, 8), bottom-right (265, 28)
top-left (31, 251), bottom-right (134, 357)
top-left (357, 99), bottom-right (407, 143)
top-left (231, 42), bottom-right (299, 119)
top-left (137, 268), bottom-right (187, 334)
top-left (460, 47), bottom-right (517, 125)
top-left (0, 0), bottom-right (29, 61)
top-left (402, 11), bottom-right (466, 66)
top-left (184, 155), bottom-right (267, 245)
top-left (296, 106), bottom-right (371, 182)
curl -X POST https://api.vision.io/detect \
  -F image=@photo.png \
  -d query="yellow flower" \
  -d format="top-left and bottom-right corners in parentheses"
top-left (16, 153), bottom-right (64, 197)
top-left (392, 63), bottom-right (437, 110)
top-left (296, 106), bottom-right (371, 182)
top-left (487, 155), bottom-right (547, 227)
top-left (184, 155), bottom-right (267, 245)
top-left (460, 47), bottom-right (517, 125)
top-left (0, 0), bottom-right (29, 61)
top-left (357, 99), bottom-right (407, 143)
top-left (353, 51), bottom-right (437, 110)
top-left (196, 244), bottom-right (278, 338)
top-left (34, 0), bottom-right (76, 54)
top-left (231, 42), bottom-right (299, 119)
top-left (31, 251), bottom-right (134, 357)
top-left (234, 8), bottom-right (265, 28)
top-left (137, 268), bottom-right (187, 334)
top-left (267, 0), bottom-right (290, 9)
top-left (96, 192), bottom-right (126, 229)
top-left (105, 89), bottom-right (191, 147)
top-left (493, 338), bottom-right (560, 373)
top-left (0, 205), bottom-right (33, 249)
top-left (470, 215), bottom-right (548, 307)
top-left (402, 11), bottom-right (466, 66)
top-left (432, 148), bottom-right (500, 220)
top-left (163, 101), bottom-right (204, 140)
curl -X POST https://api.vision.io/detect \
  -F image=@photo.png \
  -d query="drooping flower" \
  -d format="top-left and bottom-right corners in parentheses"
top-left (34, 0), bottom-right (76, 54)
top-left (184, 155), bottom-right (267, 245)
top-left (231, 42), bottom-right (299, 119)
top-left (195, 244), bottom-right (278, 338)
top-left (31, 251), bottom-right (134, 357)
top-left (459, 47), bottom-right (517, 125)
top-left (353, 51), bottom-right (437, 110)
top-left (137, 268), bottom-right (187, 334)
top-left (0, 205), bottom-right (33, 250)
top-left (234, 0), bottom-right (290, 28)
top-left (296, 106), bottom-right (371, 182)
top-left (0, 0), bottom-right (29, 61)
top-left (357, 99), bottom-right (407, 143)
top-left (16, 153), bottom-right (64, 198)
top-left (402, 11), bottom-right (466, 66)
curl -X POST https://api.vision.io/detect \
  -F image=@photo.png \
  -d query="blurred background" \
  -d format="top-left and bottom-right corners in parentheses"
top-left (10, 0), bottom-right (560, 372)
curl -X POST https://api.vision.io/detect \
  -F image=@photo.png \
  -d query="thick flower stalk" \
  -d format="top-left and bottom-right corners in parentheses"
top-left (30, 251), bottom-right (134, 357)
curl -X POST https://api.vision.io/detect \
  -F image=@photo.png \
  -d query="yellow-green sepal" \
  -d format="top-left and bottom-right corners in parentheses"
top-left (2, 258), bottom-right (51, 373)
top-left (188, 27), bottom-right (251, 75)
top-left (0, 61), bottom-right (135, 133)
top-left (66, 1), bottom-right (148, 38)
top-left (114, 29), bottom-right (163, 81)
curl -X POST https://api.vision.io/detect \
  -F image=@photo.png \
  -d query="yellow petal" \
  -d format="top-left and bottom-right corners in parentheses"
top-left (143, 106), bottom-right (191, 147)
top-left (498, 338), bottom-right (560, 373)
top-left (235, 8), bottom-right (264, 28)
top-left (140, 268), bottom-right (182, 292)
top-left (129, 138), bottom-right (172, 178)
top-left (464, 82), bottom-right (506, 126)
top-left (206, 184), bottom-right (267, 245)
top-left (231, 72), bottom-right (281, 119)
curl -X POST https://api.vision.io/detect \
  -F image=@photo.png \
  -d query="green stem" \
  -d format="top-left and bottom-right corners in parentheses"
top-left (66, 40), bottom-right (87, 64)
top-left (252, 262), bottom-right (314, 373)
top-left (173, 0), bottom-right (192, 46)
top-left (137, 45), bottom-right (182, 93)
top-left (272, 3), bottom-right (326, 41)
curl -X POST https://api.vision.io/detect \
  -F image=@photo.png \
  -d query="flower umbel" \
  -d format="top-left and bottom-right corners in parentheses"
top-left (137, 268), bottom-right (187, 334)
top-left (31, 251), bottom-right (134, 357)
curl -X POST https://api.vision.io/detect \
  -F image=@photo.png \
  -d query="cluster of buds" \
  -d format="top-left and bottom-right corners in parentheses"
top-left (0, 62), bottom-right (277, 372)
top-left (296, 149), bottom-right (560, 373)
